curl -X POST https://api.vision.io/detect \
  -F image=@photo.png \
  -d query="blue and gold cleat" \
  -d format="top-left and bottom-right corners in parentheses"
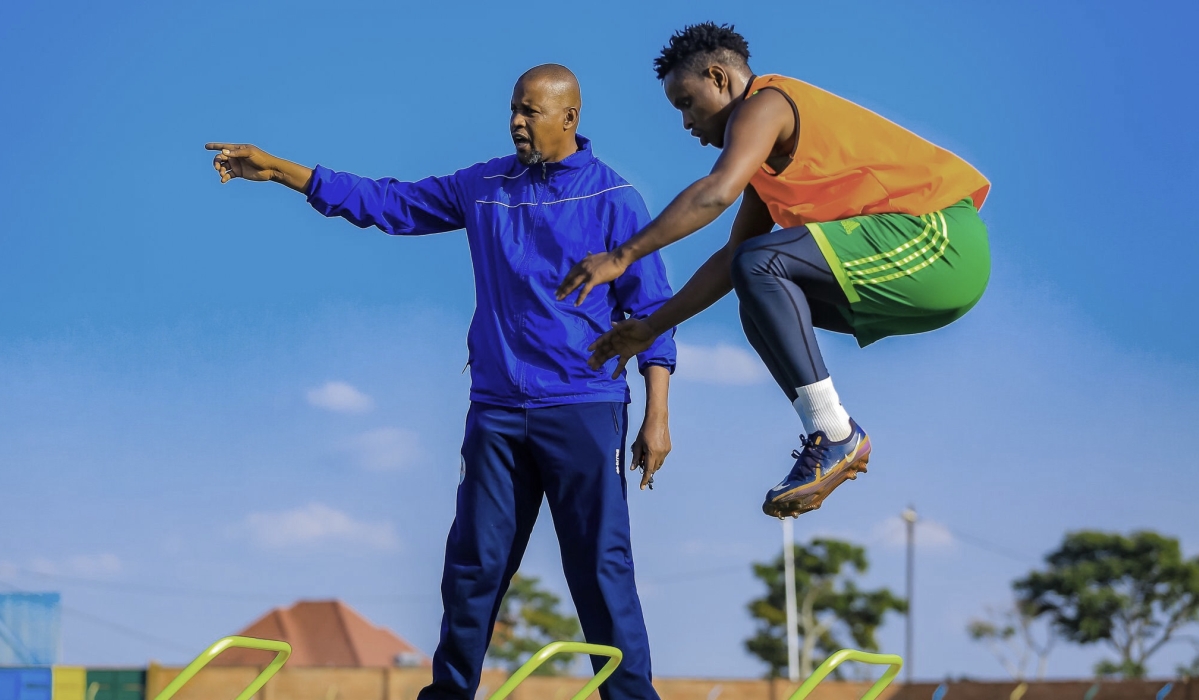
top-left (762, 419), bottom-right (871, 518)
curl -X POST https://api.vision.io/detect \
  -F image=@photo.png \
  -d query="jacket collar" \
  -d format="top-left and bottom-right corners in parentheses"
top-left (541, 134), bottom-right (594, 172)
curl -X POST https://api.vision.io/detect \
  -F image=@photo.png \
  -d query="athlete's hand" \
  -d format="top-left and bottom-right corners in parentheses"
top-left (556, 251), bottom-right (628, 306)
top-left (631, 412), bottom-right (671, 491)
top-left (205, 143), bottom-right (281, 184)
top-left (589, 318), bottom-right (658, 378)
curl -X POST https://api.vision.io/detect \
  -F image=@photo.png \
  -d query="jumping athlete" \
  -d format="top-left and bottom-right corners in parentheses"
top-left (557, 24), bottom-right (991, 518)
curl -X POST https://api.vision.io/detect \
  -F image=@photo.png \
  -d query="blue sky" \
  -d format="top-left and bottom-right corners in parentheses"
top-left (2, 0), bottom-right (1197, 682)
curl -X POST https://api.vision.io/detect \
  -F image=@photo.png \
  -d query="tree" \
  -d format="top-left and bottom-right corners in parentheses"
top-left (745, 538), bottom-right (907, 679)
top-left (966, 600), bottom-right (1055, 680)
top-left (1014, 530), bottom-right (1199, 679)
top-left (1177, 652), bottom-right (1199, 680)
top-left (486, 573), bottom-right (582, 675)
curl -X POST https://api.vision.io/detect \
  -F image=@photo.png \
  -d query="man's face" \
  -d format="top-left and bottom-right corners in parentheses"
top-left (510, 82), bottom-right (558, 166)
top-left (663, 68), bottom-right (734, 149)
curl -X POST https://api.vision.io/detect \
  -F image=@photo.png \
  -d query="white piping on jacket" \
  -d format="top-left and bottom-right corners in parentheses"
top-left (476, 184), bottom-right (633, 208)
top-left (482, 169), bottom-right (529, 180)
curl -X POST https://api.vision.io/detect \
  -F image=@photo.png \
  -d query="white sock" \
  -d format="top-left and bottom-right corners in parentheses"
top-left (792, 377), bottom-right (852, 441)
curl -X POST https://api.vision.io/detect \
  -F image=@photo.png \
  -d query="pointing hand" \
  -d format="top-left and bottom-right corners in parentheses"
top-left (205, 143), bottom-right (279, 184)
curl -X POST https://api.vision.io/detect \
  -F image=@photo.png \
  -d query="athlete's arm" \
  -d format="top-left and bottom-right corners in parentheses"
top-left (556, 90), bottom-right (793, 306)
top-left (587, 186), bottom-right (776, 375)
top-left (206, 143), bottom-right (313, 192)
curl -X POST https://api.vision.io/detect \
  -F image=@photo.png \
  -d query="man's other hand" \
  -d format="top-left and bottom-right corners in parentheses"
top-left (206, 143), bottom-right (280, 184)
top-left (588, 318), bottom-right (658, 378)
top-left (632, 412), bottom-right (671, 491)
top-left (556, 251), bottom-right (628, 306)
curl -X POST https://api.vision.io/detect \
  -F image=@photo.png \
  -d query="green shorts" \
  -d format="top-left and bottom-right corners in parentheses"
top-left (807, 198), bottom-right (991, 347)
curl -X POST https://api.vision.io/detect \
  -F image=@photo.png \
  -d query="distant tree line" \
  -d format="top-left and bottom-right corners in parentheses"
top-left (743, 529), bottom-right (1199, 681)
top-left (485, 529), bottom-right (1199, 681)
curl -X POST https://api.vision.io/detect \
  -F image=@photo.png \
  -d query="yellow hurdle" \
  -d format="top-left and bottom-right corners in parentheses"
top-left (488, 641), bottom-right (622, 700)
top-left (151, 636), bottom-right (291, 700)
top-left (787, 649), bottom-right (904, 700)
top-left (153, 636), bottom-right (619, 700)
top-left (156, 637), bottom-right (901, 700)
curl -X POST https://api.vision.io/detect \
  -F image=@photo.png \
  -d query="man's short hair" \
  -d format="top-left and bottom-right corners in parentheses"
top-left (653, 22), bottom-right (751, 81)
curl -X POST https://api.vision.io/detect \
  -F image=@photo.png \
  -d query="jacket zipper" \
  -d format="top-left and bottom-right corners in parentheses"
top-left (519, 165), bottom-right (549, 400)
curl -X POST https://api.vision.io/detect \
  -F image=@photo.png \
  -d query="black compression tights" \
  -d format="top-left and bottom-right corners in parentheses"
top-left (730, 226), bottom-right (852, 402)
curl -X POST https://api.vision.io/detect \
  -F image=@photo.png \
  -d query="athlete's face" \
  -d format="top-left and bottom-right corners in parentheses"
top-left (663, 67), bottom-right (736, 149)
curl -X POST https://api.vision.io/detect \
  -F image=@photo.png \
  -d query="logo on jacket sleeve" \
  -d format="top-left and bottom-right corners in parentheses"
top-left (460, 455), bottom-right (466, 484)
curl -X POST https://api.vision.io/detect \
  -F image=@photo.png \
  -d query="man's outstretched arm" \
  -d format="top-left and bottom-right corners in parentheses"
top-left (206, 143), bottom-right (313, 192)
top-left (205, 143), bottom-right (465, 235)
top-left (556, 90), bottom-right (792, 305)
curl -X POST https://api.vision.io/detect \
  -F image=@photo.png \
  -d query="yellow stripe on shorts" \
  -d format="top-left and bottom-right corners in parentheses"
top-left (842, 215), bottom-right (937, 270)
top-left (847, 211), bottom-right (950, 286)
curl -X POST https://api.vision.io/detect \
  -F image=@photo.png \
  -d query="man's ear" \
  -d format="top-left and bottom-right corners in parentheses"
top-left (706, 64), bottom-right (729, 92)
top-left (563, 106), bottom-right (579, 131)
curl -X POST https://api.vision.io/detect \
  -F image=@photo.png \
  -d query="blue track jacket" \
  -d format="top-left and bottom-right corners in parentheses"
top-left (306, 136), bottom-right (676, 408)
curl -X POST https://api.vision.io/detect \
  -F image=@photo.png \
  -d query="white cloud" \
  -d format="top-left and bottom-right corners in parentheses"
top-left (23, 553), bottom-right (123, 578)
top-left (674, 342), bottom-right (768, 385)
top-left (24, 559), bottom-right (57, 576)
top-left (347, 427), bottom-right (423, 471)
top-left (871, 515), bottom-right (956, 550)
top-left (65, 553), bottom-right (123, 577)
top-left (306, 381), bottom-right (374, 414)
top-left (241, 503), bottom-right (398, 551)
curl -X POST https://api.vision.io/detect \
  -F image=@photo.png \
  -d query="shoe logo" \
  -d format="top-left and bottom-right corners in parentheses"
top-left (847, 434), bottom-right (862, 458)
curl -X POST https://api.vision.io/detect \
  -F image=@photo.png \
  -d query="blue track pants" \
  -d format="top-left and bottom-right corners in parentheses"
top-left (418, 402), bottom-right (658, 700)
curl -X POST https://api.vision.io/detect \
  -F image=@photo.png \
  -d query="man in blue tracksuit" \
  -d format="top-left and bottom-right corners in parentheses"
top-left (206, 65), bottom-right (674, 699)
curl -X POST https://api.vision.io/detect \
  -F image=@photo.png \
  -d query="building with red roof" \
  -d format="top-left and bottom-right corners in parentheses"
top-left (211, 600), bottom-right (429, 668)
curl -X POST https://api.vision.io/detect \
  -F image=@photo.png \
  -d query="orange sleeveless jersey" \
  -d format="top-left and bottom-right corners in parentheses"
top-left (745, 74), bottom-right (990, 226)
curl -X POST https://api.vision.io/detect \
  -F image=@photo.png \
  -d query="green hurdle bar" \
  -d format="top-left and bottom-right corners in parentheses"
top-left (153, 636), bottom-right (615, 700)
top-left (787, 649), bottom-right (904, 700)
top-left (152, 636), bottom-right (292, 700)
top-left (489, 641), bottom-right (623, 700)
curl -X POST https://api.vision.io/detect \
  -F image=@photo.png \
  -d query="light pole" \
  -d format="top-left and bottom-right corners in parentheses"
top-left (901, 506), bottom-right (918, 684)
top-left (783, 518), bottom-right (799, 683)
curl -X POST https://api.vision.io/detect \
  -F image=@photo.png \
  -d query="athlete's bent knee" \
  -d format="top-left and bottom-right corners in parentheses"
top-left (731, 237), bottom-right (777, 291)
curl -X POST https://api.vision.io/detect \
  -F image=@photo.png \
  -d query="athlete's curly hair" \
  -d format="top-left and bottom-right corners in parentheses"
top-left (653, 22), bottom-right (751, 81)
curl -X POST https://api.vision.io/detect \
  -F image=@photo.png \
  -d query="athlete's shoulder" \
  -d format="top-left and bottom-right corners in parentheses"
top-left (757, 74), bottom-right (865, 110)
top-left (730, 79), bottom-right (797, 139)
top-left (751, 73), bottom-right (815, 91)
top-left (748, 74), bottom-right (853, 109)
top-left (754, 73), bottom-right (799, 85)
